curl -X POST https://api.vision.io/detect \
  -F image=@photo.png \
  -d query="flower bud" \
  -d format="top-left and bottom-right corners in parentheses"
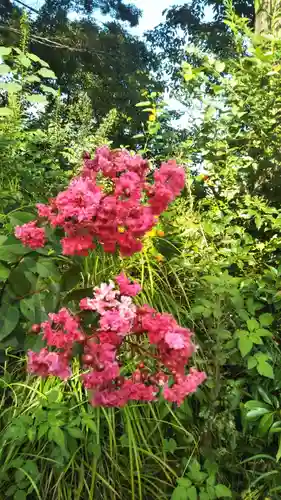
top-left (31, 324), bottom-right (41, 334)
top-left (82, 354), bottom-right (94, 364)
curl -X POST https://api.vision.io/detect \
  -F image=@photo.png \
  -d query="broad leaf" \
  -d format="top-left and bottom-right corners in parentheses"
top-left (48, 427), bottom-right (66, 450)
top-left (40, 84), bottom-right (57, 96)
top-left (0, 64), bottom-right (11, 75)
top-left (247, 356), bottom-right (257, 369)
top-left (0, 46), bottom-right (12, 56)
top-left (0, 107), bottom-right (13, 117)
top-left (246, 408), bottom-right (271, 420)
top-left (238, 336), bottom-right (253, 357)
top-left (0, 262), bottom-right (10, 282)
top-left (247, 318), bottom-right (259, 331)
top-left (0, 305), bottom-right (19, 340)
top-left (27, 53), bottom-right (49, 67)
top-left (26, 94), bottom-right (48, 104)
top-left (66, 427), bottom-right (84, 439)
top-left (37, 68), bottom-right (57, 79)
top-left (257, 360), bottom-right (274, 379)
top-left (0, 82), bottom-right (22, 93)
top-left (215, 484), bottom-right (232, 498)
top-left (259, 313), bottom-right (274, 327)
top-left (258, 412), bottom-right (274, 436)
top-left (36, 258), bottom-right (59, 278)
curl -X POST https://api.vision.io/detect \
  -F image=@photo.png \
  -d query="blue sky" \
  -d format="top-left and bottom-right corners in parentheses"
top-left (28, 0), bottom-right (187, 34)
top-left (26, 0), bottom-right (201, 127)
top-left (127, 0), bottom-right (186, 34)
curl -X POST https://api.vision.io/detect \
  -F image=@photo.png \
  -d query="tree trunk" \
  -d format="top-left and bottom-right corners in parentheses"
top-left (255, 0), bottom-right (281, 35)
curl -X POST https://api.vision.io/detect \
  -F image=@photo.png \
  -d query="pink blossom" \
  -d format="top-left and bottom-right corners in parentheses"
top-left (55, 178), bottom-right (102, 222)
top-left (26, 273), bottom-right (206, 408)
top-left (82, 363), bottom-right (120, 388)
top-left (80, 281), bottom-right (120, 314)
top-left (165, 331), bottom-right (186, 349)
top-left (99, 310), bottom-right (131, 335)
top-left (118, 296), bottom-right (136, 321)
top-left (116, 273), bottom-right (141, 296)
top-left (27, 349), bottom-right (71, 380)
top-left (15, 221), bottom-right (45, 249)
top-left (115, 171), bottom-right (142, 199)
top-left (154, 161), bottom-right (185, 197)
top-left (61, 235), bottom-right (95, 256)
top-left (163, 369), bottom-right (207, 406)
top-left (42, 308), bottom-right (83, 349)
top-left (36, 203), bottom-right (53, 218)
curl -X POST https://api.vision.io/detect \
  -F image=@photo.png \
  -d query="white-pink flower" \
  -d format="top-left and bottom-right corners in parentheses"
top-left (165, 331), bottom-right (186, 350)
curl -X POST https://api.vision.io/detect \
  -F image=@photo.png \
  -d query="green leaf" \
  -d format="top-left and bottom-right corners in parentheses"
top-left (215, 484), bottom-right (232, 498)
top-left (204, 459), bottom-right (218, 477)
top-left (177, 478), bottom-right (192, 488)
top-left (61, 265), bottom-right (81, 291)
top-left (0, 46), bottom-right (12, 56)
top-left (0, 82), bottom-right (22, 93)
top-left (244, 400), bottom-right (271, 410)
top-left (16, 54), bottom-right (31, 68)
top-left (0, 305), bottom-right (19, 340)
top-left (171, 486), bottom-right (188, 500)
top-left (255, 328), bottom-right (272, 337)
top-left (82, 416), bottom-right (97, 433)
top-left (247, 318), bottom-right (259, 331)
top-left (24, 75), bottom-right (41, 83)
top-left (247, 356), bottom-right (257, 369)
top-left (215, 61), bottom-right (225, 73)
top-left (277, 435), bottom-right (281, 462)
top-left (258, 412), bottom-right (274, 436)
top-left (163, 438), bottom-right (177, 453)
top-left (23, 460), bottom-right (39, 478)
top-left (36, 258), bottom-right (59, 278)
top-left (63, 287), bottom-right (94, 304)
top-left (37, 422), bottom-right (49, 440)
top-left (8, 268), bottom-right (32, 296)
top-left (249, 332), bottom-right (263, 345)
top-left (40, 84), bottom-right (57, 96)
top-left (238, 336), bottom-right (253, 357)
top-left (26, 94), bottom-right (48, 104)
top-left (186, 486), bottom-right (197, 500)
top-left (48, 427), bottom-right (66, 450)
top-left (0, 262), bottom-right (10, 282)
top-left (246, 408), bottom-right (271, 420)
top-left (20, 296), bottom-right (37, 322)
top-left (188, 460), bottom-right (207, 484)
top-left (66, 427), bottom-right (84, 439)
top-left (6, 485), bottom-right (17, 497)
top-left (0, 64), bottom-right (11, 75)
top-left (199, 490), bottom-right (210, 500)
top-left (27, 53), bottom-right (49, 67)
top-left (9, 212), bottom-right (35, 226)
top-left (257, 387), bottom-right (273, 405)
top-left (257, 360), bottom-right (274, 379)
top-left (259, 313), bottom-right (274, 327)
top-left (269, 421), bottom-right (281, 433)
top-left (0, 107), bottom-right (13, 117)
top-left (14, 491), bottom-right (27, 500)
top-left (136, 101), bottom-right (151, 107)
top-left (0, 236), bottom-right (31, 261)
top-left (37, 68), bottom-right (57, 79)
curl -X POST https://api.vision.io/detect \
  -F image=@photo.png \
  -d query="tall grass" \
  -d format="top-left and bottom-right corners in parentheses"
top-left (0, 351), bottom-right (198, 500)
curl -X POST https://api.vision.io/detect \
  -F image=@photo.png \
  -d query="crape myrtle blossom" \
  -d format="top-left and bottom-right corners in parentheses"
top-left (27, 273), bottom-right (206, 407)
top-left (15, 146), bottom-right (185, 257)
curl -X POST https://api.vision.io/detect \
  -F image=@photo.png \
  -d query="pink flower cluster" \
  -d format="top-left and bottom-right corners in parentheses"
top-left (27, 273), bottom-right (206, 407)
top-left (15, 147), bottom-right (185, 257)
